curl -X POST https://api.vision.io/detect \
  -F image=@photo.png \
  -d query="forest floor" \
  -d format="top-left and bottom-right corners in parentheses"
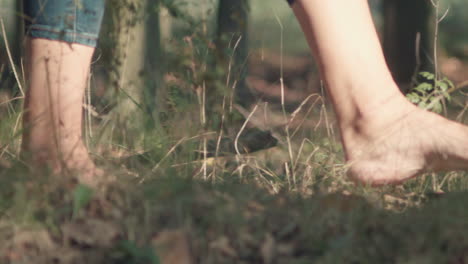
top-left (0, 53), bottom-right (468, 264)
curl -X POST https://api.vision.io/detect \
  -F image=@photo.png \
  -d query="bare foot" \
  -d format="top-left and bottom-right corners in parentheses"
top-left (342, 97), bottom-right (468, 186)
top-left (22, 134), bottom-right (103, 187)
top-left (58, 140), bottom-right (105, 187)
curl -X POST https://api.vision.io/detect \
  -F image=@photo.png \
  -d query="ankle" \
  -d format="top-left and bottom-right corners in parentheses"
top-left (328, 77), bottom-right (407, 128)
top-left (339, 94), bottom-right (416, 148)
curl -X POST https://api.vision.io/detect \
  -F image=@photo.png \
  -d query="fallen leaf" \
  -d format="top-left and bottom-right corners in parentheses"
top-left (152, 229), bottom-right (193, 264)
top-left (209, 236), bottom-right (238, 258)
top-left (261, 233), bottom-right (276, 264)
top-left (62, 218), bottom-right (120, 248)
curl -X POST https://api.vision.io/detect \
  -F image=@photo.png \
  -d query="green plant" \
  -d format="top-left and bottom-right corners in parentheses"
top-left (72, 184), bottom-right (94, 219)
top-left (406, 71), bottom-right (453, 114)
top-left (110, 240), bottom-right (160, 264)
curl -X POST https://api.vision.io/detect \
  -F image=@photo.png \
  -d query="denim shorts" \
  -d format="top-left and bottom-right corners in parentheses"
top-left (24, 0), bottom-right (106, 47)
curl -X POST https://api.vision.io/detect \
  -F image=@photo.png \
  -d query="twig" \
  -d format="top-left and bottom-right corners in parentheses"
top-left (149, 133), bottom-right (214, 175)
top-left (234, 104), bottom-right (259, 156)
top-left (228, 36), bottom-right (243, 113)
top-left (274, 10), bottom-right (296, 186)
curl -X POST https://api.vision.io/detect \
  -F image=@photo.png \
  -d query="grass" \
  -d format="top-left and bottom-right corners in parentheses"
top-left (1, 74), bottom-right (467, 263)
top-left (1, 1), bottom-right (468, 263)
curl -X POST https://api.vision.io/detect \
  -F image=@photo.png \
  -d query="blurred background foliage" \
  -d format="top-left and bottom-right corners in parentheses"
top-left (1, 0), bottom-right (468, 104)
top-left (1, 0), bottom-right (468, 102)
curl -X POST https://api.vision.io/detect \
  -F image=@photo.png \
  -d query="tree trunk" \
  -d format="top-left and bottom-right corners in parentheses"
top-left (102, 0), bottom-right (163, 127)
top-left (216, 0), bottom-right (254, 107)
top-left (383, 0), bottom-right (432, 92)
top-left (97, 0), bottom-right (165, 147)
top-left (144, 0), bottom-right (166, 126)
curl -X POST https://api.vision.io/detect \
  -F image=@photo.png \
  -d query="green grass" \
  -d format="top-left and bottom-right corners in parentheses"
top-left (1, 88), bottom-right (468, 263)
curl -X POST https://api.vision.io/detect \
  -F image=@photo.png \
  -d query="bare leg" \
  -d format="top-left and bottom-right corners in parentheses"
top-left (22, 38), bottom-right (100, 185)
top-left (292, 0), bottom-right (468, 185)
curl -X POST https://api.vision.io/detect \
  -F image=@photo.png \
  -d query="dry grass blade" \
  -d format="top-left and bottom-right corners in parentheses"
top-left (234, 104), bottom-right (259, 156)
top-left (149, 136), bottom-right (186, 172)
top-left (0, 18), bottom-right (25, 98)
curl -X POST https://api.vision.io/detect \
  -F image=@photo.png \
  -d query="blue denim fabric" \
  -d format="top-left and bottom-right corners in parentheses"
top-left (24, 0), bottom-right (105, 47)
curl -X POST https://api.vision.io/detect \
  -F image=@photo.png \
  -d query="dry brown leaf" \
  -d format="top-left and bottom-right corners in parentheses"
top-left (11, 229), bottom-right (55, 252)
top-left (62, 218), bottom-right (120, 248)
top-left (277, 242), bottom-right (295, 256)
top-left (152, 229), bottom-right (193, 264)
top-left (260, 233), bottom-right (276, 264)
top-left (2, 230), bottom-right (56, 264)
top-left (209, 236), bottom-right (238, 258)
